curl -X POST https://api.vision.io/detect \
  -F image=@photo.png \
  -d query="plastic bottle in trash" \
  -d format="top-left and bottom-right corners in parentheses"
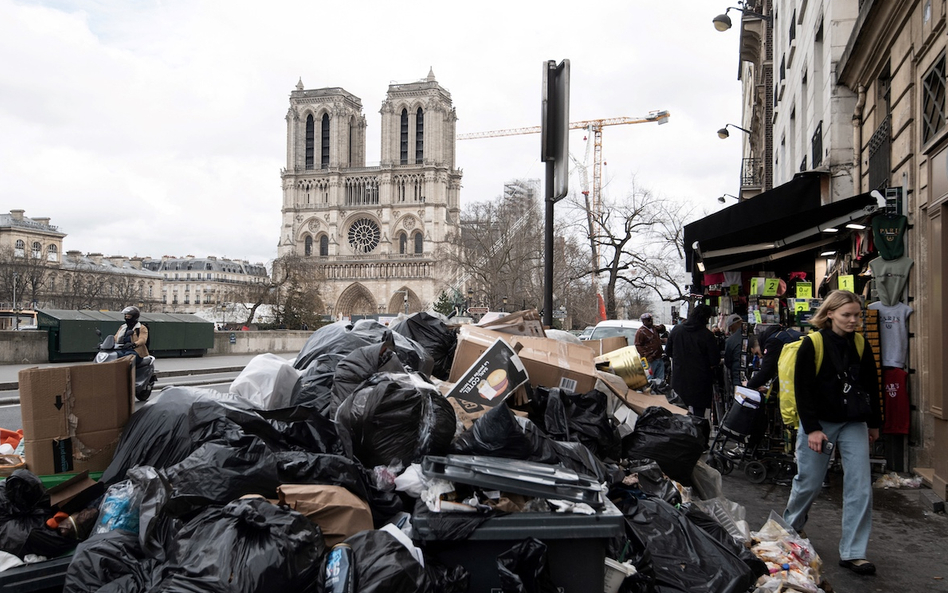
top-left (325, 543), bottom-right (355, 593)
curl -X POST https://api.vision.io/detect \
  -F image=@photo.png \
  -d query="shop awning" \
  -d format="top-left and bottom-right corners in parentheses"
top-left (684, 176), bottom-right (883, 275)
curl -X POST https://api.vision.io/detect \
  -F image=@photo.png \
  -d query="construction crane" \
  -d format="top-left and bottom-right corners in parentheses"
top-left (457, 111), bottom-right (670, 316)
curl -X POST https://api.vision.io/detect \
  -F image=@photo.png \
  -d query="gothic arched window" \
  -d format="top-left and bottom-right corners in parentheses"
top-left (400, 109), bottom-right (409, 165)
top-left (305, 114), bottom-right (315, 170)
top-left (321, 114), bottom-right (330, 168)
top-left (413, 232), bottom-right (423, 255)
top-left (304, 235), bottom-right (313, 256)
top-left (319, 235), bottom-right (329, 256)
top-left (415, 107), bottom-right (424, 163)
top-left (399, 232), bottom-right (407, 254)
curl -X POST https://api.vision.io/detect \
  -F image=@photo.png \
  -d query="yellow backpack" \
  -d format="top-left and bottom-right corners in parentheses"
top-left (776, 331), bottom-right (865, 427)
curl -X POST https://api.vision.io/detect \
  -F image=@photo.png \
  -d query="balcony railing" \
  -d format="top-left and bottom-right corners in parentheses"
top-left (741, 158), bottom-right (764, 188)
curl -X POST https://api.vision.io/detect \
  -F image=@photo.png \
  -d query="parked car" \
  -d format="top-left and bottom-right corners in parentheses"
top-left (587, 319), bottom-right (643, 344)
top-left (578, 326), bottom-right (596, 340)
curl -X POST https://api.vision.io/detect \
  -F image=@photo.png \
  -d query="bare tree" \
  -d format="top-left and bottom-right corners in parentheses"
top-left (267, 254), bottom-right (325, 329)
top-left (0, 246), bottom-right (51, 309)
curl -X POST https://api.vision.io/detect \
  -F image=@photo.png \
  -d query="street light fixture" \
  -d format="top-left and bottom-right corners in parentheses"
top-left (717, 123), bottom-right (751, 139)
top-left (12, 272), bottom-right (19, 330)
top-left (502, 295), bottom-right (508, 313)
top-left (467, 288), bottom-right (473, 314)
top-left (718, 194), bottom-right (740, 204)
top-left (712, 4), bottom-right (772, 32)
top-left (327, 304), bottom-right (333, 319)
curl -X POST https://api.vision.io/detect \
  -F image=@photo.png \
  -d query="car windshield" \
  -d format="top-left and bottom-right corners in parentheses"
top-left (589, 327), bottom-right (638, 341)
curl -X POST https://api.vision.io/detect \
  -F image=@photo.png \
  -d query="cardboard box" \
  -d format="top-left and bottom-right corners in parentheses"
top-left (451, 326), bottom-right (600, 395)
top-left (19, 357), bottom-right (134, 475)
top-left (580, 337), bottom-right (628, 357)
top-left (47, 470), bottom-right (106, 513)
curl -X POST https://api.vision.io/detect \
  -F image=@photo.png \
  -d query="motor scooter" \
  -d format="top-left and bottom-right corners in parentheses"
top-left (95, 329), bottom-right (157, 401)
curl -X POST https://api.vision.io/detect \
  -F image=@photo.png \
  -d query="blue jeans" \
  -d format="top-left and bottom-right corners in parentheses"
top-left (649, 357), bottom-right (665, 383)
top-left (783, 420), bottom-right (873, 560)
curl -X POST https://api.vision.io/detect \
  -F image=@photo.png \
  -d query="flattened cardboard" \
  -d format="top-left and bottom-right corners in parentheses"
top-left (581, 337), bottom-right (628, 357)
top-left (615, 389), bottom-right (688, 416)
top-left (478, 309), bottom-right (546, 338)
top-left (509, 335), bottom-right (599, 395)
top-left (449, 326), bottom-right (514, 382)
top-left (446, 339), bottom-right (529, 415)
top-left (47, 470), bottom-right (105, 513)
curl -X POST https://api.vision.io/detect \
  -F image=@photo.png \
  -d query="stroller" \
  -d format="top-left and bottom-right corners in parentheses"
top-left (706, 388), bottom-right (797, 484)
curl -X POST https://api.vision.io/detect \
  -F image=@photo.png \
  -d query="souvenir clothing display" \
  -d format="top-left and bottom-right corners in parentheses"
top-left (867, 302), bottom-right (913, 369)
top-left (868, 256), bottom-right (914, 306)
top-left (871, 214), bottom-right (908, 260)
top-left (882, 367), bottom-right (910, 435)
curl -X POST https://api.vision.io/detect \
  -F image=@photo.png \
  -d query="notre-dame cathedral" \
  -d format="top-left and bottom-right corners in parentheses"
top-left (278, 69), bottom-right (463, 317)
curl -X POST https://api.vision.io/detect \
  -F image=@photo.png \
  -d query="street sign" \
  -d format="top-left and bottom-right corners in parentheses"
top-left (468, 307), bottom-right (489, 314)
top-left (553, 310), bottom-right (567, 319)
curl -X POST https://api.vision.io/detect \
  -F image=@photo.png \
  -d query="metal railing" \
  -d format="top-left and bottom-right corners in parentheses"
top-left (741, 158), bottom-right (764, 188)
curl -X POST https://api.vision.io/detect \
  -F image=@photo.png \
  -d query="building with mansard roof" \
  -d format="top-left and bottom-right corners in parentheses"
top-left (277, 70), bottom-right (462, 317)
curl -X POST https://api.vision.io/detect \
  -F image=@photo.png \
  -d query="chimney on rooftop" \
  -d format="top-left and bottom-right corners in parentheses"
top-left (10, 210), bottom-right (24, 221)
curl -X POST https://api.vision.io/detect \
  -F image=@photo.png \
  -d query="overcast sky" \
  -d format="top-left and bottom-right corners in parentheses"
top-left (1, 0), bottom-right (745, 265)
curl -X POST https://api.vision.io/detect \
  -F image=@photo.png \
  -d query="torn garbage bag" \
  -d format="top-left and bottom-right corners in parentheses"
top-left (615, 496), bottom-right (757, 593)
top-left (157, 497), bottom-right (325, 593)
top-left (496, 537), bottom-right (561, 593)
top-left (390, 311), bottom-right (457, 380)
top-left (680, 502), bottom-right (768, 578)
top-left (450, 403), bottom-right (622, 485)
top-left (335, 373), bottom-right (456, 469)
top-left (293, 352), bottom-right (348, 413)
top-left (336, 529), bottom-right (432, 593)
top-left (330, 340), bottom-right (407, 417)
top-left (294, 319), bottom-right (433, 376)
top-left (0, 469), bottom-right (51, 558)
top-left (622, 406), bottom-right (710, 486)
top-left (623, 459), bottom-right (682, 506)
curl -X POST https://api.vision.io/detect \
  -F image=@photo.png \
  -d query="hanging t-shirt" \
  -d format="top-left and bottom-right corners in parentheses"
top-left (882, 367), bottom-right (909, 435)
top-left (872, 214), bottom-right (908, 260)
top-left (868, 256), bottom-right (914, 306)
top-left (868, 301), bottom-right (913, 368)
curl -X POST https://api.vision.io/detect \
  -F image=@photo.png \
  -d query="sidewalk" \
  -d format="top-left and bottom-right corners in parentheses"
top-left (720, 465), bottom-right (948, 592)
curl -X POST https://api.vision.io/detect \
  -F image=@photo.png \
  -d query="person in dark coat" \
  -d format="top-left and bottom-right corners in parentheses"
top-left (665, 304), bottom-right (719, 417)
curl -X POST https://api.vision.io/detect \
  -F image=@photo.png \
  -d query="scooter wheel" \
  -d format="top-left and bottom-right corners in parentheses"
top-left (136, 383), bottom-right (153, 402)
top-left (744, 461), bottom-right (768, 484)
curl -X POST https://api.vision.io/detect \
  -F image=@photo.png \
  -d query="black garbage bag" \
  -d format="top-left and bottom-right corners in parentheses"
top-left (294, 319), bottom-right (433, 376)
top-left (680, 503), bottom-right (768, 579)
top-left (101, 386), bottom-right (242, 485)
top-left (621, 407), bottom-right (710, 486)
top-left (64, 528), bottom-right (160, 593)
top-left (187, 398), bottom-right (344, 455)
top-left (335, 373), bottom-right (456, 469)
top-left (614, 496), bottom-right (756, 593)
top-left (531, 387), bottom-right (621, 459)
top-left (157, 497), bottom-right (324, 593)
top-left (338, 529), bottom-right (431, 593)
top-left (623, 460), bottom-right (682, 506)
top-left (390, 312), bottom-right (457, 380)
top-left (330, 340), bottom-right (407, 417)
top-left (293, 351), bottom-right (348, 413)
top-left (424, 556), bottom-right (470, 593)
top-left (0, 469), bottom-right (51, 557)
top-left (451, 403), bottom-right (623, 485)
top-left (496, 537), bottom-right (560, 593)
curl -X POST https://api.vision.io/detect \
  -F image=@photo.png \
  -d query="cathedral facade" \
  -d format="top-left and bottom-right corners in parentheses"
top-left (278, 70), bottom-right (463, 317)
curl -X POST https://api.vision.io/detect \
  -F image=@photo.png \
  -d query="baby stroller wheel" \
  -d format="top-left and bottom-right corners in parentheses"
top-left (707, 455), bottom-right (734, 475)
top-left (744, 461), bottom-right (768, 484)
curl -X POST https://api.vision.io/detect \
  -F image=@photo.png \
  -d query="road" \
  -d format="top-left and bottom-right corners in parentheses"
top-left (0, 373), bottom-right (238, 433)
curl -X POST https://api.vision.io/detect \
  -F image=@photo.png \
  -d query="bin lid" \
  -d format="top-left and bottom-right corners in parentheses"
top-left (422, 455), bottom-right (606, 508)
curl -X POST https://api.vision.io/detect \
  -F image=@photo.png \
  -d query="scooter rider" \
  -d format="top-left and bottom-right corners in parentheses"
top-left (114, 306), bottom-right (149, 364)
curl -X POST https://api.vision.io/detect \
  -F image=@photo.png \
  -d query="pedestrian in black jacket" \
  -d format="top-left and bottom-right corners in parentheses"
top-left (666, 304), bottom-right (719, 417)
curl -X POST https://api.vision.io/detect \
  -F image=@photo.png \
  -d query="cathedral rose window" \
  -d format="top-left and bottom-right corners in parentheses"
top-left (348, 218), bottom-right (381, 253)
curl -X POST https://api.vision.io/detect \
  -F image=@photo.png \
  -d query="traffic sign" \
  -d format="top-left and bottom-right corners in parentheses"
top-left (468, 307), bottom-right (489, 314)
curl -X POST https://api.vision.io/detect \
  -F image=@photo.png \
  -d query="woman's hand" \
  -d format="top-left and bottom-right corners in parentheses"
top-left (807, 430), bottom-right (828, 453)
top-left (868, 428), bottom-right (879, 445)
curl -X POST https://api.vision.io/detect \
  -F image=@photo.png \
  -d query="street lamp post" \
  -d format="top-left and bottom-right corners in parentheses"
top-left (220, 303), bottom-right (226, 328)
top-left (466, 289), bottom-right (473, 315)
top-left (502, 295), bottom-right (508, 313)
top-left (395, 290), bottom-right (409, 314)
top-left (12, 273), bottom-right (18, 330)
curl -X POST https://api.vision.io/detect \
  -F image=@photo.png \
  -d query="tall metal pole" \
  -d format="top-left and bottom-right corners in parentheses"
top-left (12, 272), bottom-right (18, 330)
top-left (544, 161), bottom-right (555, 328)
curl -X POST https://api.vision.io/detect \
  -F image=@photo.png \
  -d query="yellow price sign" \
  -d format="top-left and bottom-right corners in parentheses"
top-left (753, 310), bottom-right (762, 324)
top-left (796, 282), bottom-right (812, 299)
top-left (729, 284), bottom-right (739, 296)
top-left (751, 278), bottom-right (764, 294)
top-left (794, 300), bottom-right (809, 312)
top-left (838, 275), bottom-right (855, 293)
top-left (764, 278), bottom-right (780, 296)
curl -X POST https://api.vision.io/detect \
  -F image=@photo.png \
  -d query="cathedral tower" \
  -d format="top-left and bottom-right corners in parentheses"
top-left (279, 71), bottom-right (462, 317)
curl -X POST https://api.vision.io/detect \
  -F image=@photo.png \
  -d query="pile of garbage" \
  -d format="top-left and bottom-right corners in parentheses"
top-left (1, 312), bottom-right (820, 592)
